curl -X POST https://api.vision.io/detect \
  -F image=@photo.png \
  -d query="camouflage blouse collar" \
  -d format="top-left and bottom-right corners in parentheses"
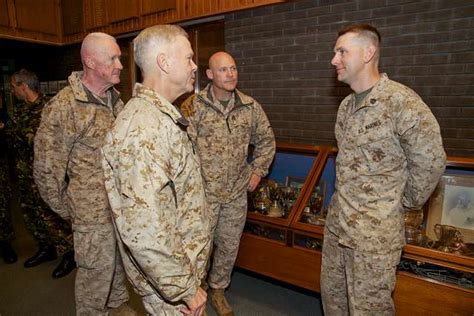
top-left (27, 94), bottom-right (47, 109)
top-left (133, 83), bottom-right (188, 127)
top-left (351, 73), bottom-right (389, 111)
top-left (68, 71), bottom-right (121, 106)
top-left (201, 84), bottom-right (253, 110)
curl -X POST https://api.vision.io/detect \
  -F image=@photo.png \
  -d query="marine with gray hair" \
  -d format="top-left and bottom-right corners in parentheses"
top-left (102, 24), bottom-right (211, 315)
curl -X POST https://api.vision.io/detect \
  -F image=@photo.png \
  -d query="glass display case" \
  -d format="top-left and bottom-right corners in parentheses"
top-left (236, 144), bottom-right (474, 314)
top-left (246, 142), bottom-right (324, 226)
top-left (290, 147), bottom-right (337, 236)
top-left (243, 142), bottom-right (324, 247)
top-left (237, 142), bottom-right (328, 291)
top-left (395, 156), bottom-right (474, 314)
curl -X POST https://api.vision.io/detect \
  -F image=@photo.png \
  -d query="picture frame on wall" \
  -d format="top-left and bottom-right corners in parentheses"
top-left (58, 80), bottom-right (68, 90)
top-left (48, 81), bottom-right (58, 95)
top-left (40, 82), bottom-right (48, 95)
top-left (426, 174), bottom-right (474, 243)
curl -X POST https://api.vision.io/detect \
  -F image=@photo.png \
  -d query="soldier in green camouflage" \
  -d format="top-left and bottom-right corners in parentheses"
top-left (321, 24), bottom-right (446, 315)
top-left (5, 69), bottom-right (74, 277)
top-left (0, 108), bottom-right (17, 264)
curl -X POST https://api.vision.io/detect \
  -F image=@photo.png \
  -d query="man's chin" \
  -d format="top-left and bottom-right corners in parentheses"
top-left (225, 84), bottom-right (237, 91)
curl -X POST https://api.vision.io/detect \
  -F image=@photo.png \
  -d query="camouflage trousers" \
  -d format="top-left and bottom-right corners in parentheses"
top-left (141, 293), bottom-right (187, 315)
top-left (74, 223), bottom-right (129, 316)
top-left (207, 191), bottom-right (247, 290)
top-left (16, 164), bottom-right (73, 254)
top-left (320, 228), bottom-right (401, 316)
top-left (0, 162), bottom-right (13, 242)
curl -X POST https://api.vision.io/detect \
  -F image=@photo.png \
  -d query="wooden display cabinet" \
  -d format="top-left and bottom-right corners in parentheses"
top-left (237, 142), bottom-right (326, 291)
top-left (236, 145), bottom-right (474, 315)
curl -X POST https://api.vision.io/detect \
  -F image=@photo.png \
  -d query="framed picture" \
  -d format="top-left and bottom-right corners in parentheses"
top-left (40, 82), bottom-right (49, 95)
top-left (426, 174), bottom-right (474, 243)
top-left (48, 81), bottom-right (58, 94)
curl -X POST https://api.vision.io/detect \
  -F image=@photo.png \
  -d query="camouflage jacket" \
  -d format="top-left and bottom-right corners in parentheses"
top-left (34, 71), bottom-right (124, 224)
top-left (185, 84), bottom-right (276, 202)
top-left (326, 73), bottom-right (446, 253)
top-left (6, 95), bottom-right (47, 166)
top-left (102, 84), bottom-right (211, 304)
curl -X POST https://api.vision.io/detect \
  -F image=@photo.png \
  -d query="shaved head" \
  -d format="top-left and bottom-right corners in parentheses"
top-left (206, 51), bottom-right (238, 100)
top-left (80, 32), bottom-right (123, 94)
top-left (208, 51), bottom-right (235, 70)
top-left (81, 32), bottom-right (118, 66)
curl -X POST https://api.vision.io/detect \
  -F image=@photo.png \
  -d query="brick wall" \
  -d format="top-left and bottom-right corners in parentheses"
top-left (225, 0), bottom-right (474, 157)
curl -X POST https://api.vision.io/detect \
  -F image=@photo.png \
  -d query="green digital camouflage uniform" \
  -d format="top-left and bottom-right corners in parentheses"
top-left (34, 72), bottom-right (129, 315)
top-left (4, 95), bottom-right (73, 253)
top-left (102, 84), bottom-right (212, 315)
top-left (0, 111), bottom-right (12, 242)
top-left (321, 74), bottom-right (446, 315)
top-left (0, 146), bottom-right (12, 242)
top-left (186, 84), bottom-right (275, 290)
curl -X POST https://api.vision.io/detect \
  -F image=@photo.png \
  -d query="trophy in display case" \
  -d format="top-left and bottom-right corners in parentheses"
top-left (249, 179), bottom-right (299, 218)
top-left (301, 183), bottom-right (326, 225)
top-left (434, 224), bottom-right (464, 253)
top-left (404, 208), bottom-right (424, 245)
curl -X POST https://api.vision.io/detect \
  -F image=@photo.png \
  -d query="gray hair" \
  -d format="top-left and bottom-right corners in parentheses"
top-left (11, 69), bottom-right (39, 93)
top-left (134, 25), bottom-right (188, 76)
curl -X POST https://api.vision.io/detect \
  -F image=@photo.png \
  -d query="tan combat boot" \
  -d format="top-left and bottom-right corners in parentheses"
top-left (209, 288), bottom-right (234, 316)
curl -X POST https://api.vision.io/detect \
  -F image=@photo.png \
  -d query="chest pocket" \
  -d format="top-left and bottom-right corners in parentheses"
top-left (228, 111), bottom-right (252, 144)
top-left (356, 127), bottom-right (402, 172)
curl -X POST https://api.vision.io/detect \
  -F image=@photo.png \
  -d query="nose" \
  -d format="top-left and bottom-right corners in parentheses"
top-left (227, 68), bottom-right (235, 77)
top-left (191, 59), bottom-right (197, 72)
top-left (116, 58), bottom-right (123, 70)
top-left (331, 53), bottom-right (339, 66)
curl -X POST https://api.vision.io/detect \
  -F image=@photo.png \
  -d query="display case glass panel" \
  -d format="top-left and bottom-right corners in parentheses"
top-left (247, 143), bottom-right (323, 227)
top-left (243, 221), bottom-right (288, 244)
top-left (405, 157), bottom-right (474, 261)
top-left (290, 149), bottom-right (336, 235)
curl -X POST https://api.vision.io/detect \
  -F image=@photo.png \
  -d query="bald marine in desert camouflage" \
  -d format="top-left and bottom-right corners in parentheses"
top-left (183, 51), bottom-right (275, 316)
top-left (34, 32), bottom-right (133, 315)
top-left (320, 24), bottom-right (446, 315)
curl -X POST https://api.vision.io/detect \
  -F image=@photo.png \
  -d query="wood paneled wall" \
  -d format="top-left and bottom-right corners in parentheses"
top-left (0, 0), bottom-right (286, 45)
top-left (0, 0), bottom-right (62, 43)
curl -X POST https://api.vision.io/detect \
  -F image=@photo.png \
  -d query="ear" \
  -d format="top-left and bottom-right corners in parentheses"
top-left (20, 82), bottom-right (30, 91)
top-left (157, 53), bottom-right (169, 74)
top-left (206, 69), bottom-right (213, 80)
top-left (84, 56), bottom-right (95, 69)
top-left (364, 45), bottom-right (376, 64)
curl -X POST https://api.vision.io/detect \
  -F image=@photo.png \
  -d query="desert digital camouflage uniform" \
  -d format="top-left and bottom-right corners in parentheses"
top-left (102, 84), bottom-right (212, 315)
top-left (321, 73), bottom-right (446, 315)
top-left (34, 71), bottom-right (129, 315)
top-left (185, 84), bottom-right (275, 289)
top-left (5, 95), bottom-right (73, 253)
